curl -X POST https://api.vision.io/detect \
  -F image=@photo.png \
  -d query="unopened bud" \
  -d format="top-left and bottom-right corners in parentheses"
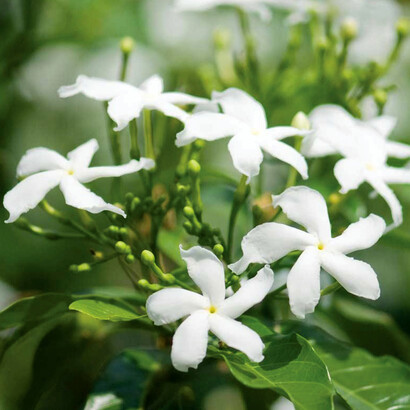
top-left (183, 206), bottom-right (195, 218)
top-left (213, 28), bottom-right (231, 49)
top-left (115, 241), bottom-right (131, 254)
top-left (141, 250), bottom-right (155, 265)
top-left (373, 89), bottom-right (388, 106)
top-left (341, 17), bottom-right (358, 41)
top-left (125, 254), bottom-right (135, 264)
top-left (183, 221), bottom-right (193, 232)
top-left (120, 36), bottom-right (135, 54)
top-left (188, 160), bottom-right (201, 177)
top-left (213, 244), bottom-right (224, 257)
top-left (119, 227), bottom-right (129, 239)
top-left (317, 36), bottom-right (328, 51)
top-left (396, 17), bottom-right (410, 38)
top-left (291, 111), bottom-right (310, 130)
top-left (177, 184), bottom-right (190, 196)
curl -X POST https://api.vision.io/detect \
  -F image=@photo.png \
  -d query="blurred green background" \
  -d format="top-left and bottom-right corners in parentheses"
top-left (0, 0), bottom-right (410, 407)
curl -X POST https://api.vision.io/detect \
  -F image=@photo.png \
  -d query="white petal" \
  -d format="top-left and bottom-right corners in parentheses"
top-left (329, 214), bottom-right (385, 255)
top-left (58, 75), bottom-right (134, 100)
top-left (309, 104), bottom-right (356, 131)
top-left (287, 247), bottom-right (321, 319)
top-left (366, 174), bottom-right (403, 227)
top-left (385, 141), bottom-right (410, 159)
top-left (263, 126), bottom-right (311, 140)
top-left (273, 186), bottom-right (331, 242)
top-left (180, 245), bottom-right (226, 306)
top-left (209, 314), bottom-right (264, 362)
top-left (4, 170), bottom-right (64, 223)
top-left (301, 127), bottom-right (339, 158)
top-left (139, 74), bottom-right (164, 94)
top-left (219, 265), bottom-right (274, 319)
top-left (175, 0), bottom-right (224, 11)
top-left (212, 88), bottom-right (267, 130)
top-left (146, 288), bottom-right (208, 325)
top-left (16, 148), bottom-right (69, 177)
top-left (334, 158), bottom-right (366, 194)
top-left (76, 158), bottom-right (155, 183)
top-left (366, 115), bottom-right (397, 138)
top-left (382, 166), bottom-right (410, 184)
top-left (320, 251), bottom-right (380, 300)
top-left (228, 133), bottom-right (264, 182)
top-left (161, 92), bottom-right (209, 105)
top-left (228, 222), bottom-right (316, 274)
top-left (171, 310), bottom-right (210, 372)
top-left (151, 100), bottom-right (190, 122)
top-left (107, 92), bottom-right (144, 131)
top-left (67, 139), bottom-right (99, 169)
top-left (258, 136), bottom-right (308, 179)
top-left (175, 112), bottom-right (243, 147)
top-left (59, 176), bottom-right (125, 217)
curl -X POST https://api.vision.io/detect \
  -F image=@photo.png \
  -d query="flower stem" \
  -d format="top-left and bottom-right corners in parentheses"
top-left (143, 109), bottom-right (155, 160)
top-left (321, 281), bottom-right (341, 296)
top-left (227, 174), bottom-right (250, 262)
top-left (285, 136), bottom-right (302, 188)
top-left (270, 283), bottom-right (287, 297)
top-left (129, 119), bottom-right (141, 160)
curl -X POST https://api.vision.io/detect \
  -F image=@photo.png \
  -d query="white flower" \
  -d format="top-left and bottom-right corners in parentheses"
top-left (229, 186), bottom-right (385, 319)
top-left (3, 139), bottom-right (154, 223)
top-left (176, 88), bottom-right (310, 182)
top-left (303, 105), bottom-right (410, 227)
top-left (58, 74), bottom-right (208, 131)
top-left (146, 245), bottom-right (274, 372)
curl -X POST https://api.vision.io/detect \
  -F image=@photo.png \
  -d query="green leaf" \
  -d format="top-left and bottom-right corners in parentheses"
top-left (281, 322), bottom-right (410, 410)
top-left (69, 299), bottom-right (145, 322)
top-left (209, 318), bottom-right (334, 410)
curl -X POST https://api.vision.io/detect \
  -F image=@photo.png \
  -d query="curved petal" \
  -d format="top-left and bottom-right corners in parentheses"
top-left (287, 247), bottom-right (321, 319)
top-left (366, 115), bottom-right (397, 138)
top-left (16, 148), bottom-right (69, 177)
top-left (329, 214), bottom-right (385, 255)
top-left (175, 112), bottom-right (244, 147)
top-left (320, 251), bottom-right (380, 300)
top-left (107, 92), bottom-right (144, 131)
top-left (228, 222), bottom-right (316, 274)
top-left (161, 92), bottom-right (209, 105)
top-left (220, 265), bottom-right (274, 319)
top-left (385, 141), bottom-right (410, 159)
top-left (146, 288), bottom-right (208, 325)
top-left (301, 129), bottom-right (338, 158)
top-left (67, 139), bottom-right (99, 169)
top-left (180, 245), bottom-right (226, 306)
top-left (212, 88), bottom-right (267, 130)
top-left (58, 75), bottom-right (134, 100)
top-left (273, 186), bottom-right (331, 242)
top-left (258, 136), bottom-right (308, 179)
top-left (309, 104), bottom-right (356, 132)
top-left (382, 166), bottom-right (410, 184)
top-left (59, 176), bottom-right (126, 217)
top-left (228, 133), bottom-right (263, 182)
top-left (4, 170), bottom-right (64, 223)
top-left (139, 74), bottom-right (164, 94)
top-left (76, 158), bottom-right (155, 183)
top-left (264, 126), bottom-right (311, 141)
top-left (334, 158), bottom-right (366, 194)
top-left (151, 100), bottom-right (190, 122)
top-left (171, 310), bottom-right (210, 372)
top-left (209, 314), bottom-right (264, 362)
top-left (366, 174), bottom-right (402, 227)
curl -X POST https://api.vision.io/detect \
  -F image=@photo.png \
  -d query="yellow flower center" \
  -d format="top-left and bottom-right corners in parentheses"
top-left (251, 129), bottom-right (261, 136)
top-left (317, 242), bottom-right (325, 250)
top-left (209, 306), bottom-right (217, 314)
top-left (67, 169), bottom-right (75, 175)
top-left (365, 163), bottom-right (374, 171)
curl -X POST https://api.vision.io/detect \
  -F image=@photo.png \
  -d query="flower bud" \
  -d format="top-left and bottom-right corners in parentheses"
top-left (119, 227), bottom-right (129, 239)
top-left (341, 17), bottom-right (358, 41)
top-left (291, 112), bottom-right (310, 131)
top-left (141, 250), bottom-right (155, 265)
top-left (213, 244), bottom-right (224, 257)
top-left (130, 197), bottom-right (141, 213)
top-left (125, 254), bottom-right (135, 264)
top-left (396, 17), bottom-right (410, 38)
top-left (213, 28), bottom-right (231, 49)
top-left (120, 36), bottom-right (135, 54)
top-left (317, 36), bottom-right (328, 51)
top-left (373, 89), bottom-right (388, 106)
top-left (183, 221), bottom-right (193, 232)
top-left (177, 184), bottom-right (190, 196)
top-left (188, 160), bottom-right (201, 177)
top-left (183, 206), bottom-right (195, 219)
top-left (115, 241), bottom-right (131, 254)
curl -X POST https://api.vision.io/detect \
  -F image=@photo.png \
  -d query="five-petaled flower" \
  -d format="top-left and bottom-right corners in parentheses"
top-left (302, 105), bottom-right (410, 227)
top-left (176, 88), bottom-right (310, 182)
top-left (3, 139), bottom-right (154, 223)
top-left (58, 74), bottom-right (208, 131)
top-left (146, 245), bottom-right (274, 372)
top-left (229, 186), bottom-right (385, 319)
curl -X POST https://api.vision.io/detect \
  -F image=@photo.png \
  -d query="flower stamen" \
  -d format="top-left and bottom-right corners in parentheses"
top-left (208, 306), bottom-right (217, 314)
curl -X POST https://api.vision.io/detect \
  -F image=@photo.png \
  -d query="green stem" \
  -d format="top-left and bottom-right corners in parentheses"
top-left (321, 281), bottom-right (342, 296)
top-left (270, 283), bottom-right (287, 297)
top-left (104, 102), bottom-right (122, 166)
top-left (143, 109), bottom-right (155, 160)
top-left (285, 136), bottom-right (302, 188)
top-left (129, 119), bottom-right (141, 160)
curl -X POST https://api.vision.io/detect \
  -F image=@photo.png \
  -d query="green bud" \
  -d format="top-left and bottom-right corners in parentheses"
top-left (341, 17), bottom-right (358, 41)
top-left (317, 36), bottom-right (328, 51)
top-left (188, 159), bottom-right (201, 176)
top-left (373, 89), bottom-right (388, 106)
top-left (125, 192), bottom-right (134, 204)
top-left (69, 264), bottom-right (78, 273)
top-left (138, 279), bottom-right (163, 291)
top-left (213, 244), bottom-right (224, 257)
top-left (162, 273), bottom-right (176, 284)
top-left (177, 184), bottom-right (190, 196)
top-left (213, 28), bottom-right (231, 49)
top-left (193, 139), bottom-right (206, 151)
top-left (77, 263), bottom-right (91, 272)
top-left (125, 254), bottom-right (135, 264)
top-left (130, 197), bottom-right (141, 212)
top-left (291, 111), bottom-right (310, 130)
top-left (115, 241), bottom-right (131, 254)
top-left (183, 221), bottom-right (193, 232)
top-left (141, 250), bottom-right (155, 265)
top-left (396, 17), bottom-right (410, 38)
top-left (183, 206), bottom-right (195, 219)
top-left (120, 36), bottom-right (135, 54)
top-left (119, 227), bottom-right (128, 239)
top-left (107, 225), bottom-right (120, 237)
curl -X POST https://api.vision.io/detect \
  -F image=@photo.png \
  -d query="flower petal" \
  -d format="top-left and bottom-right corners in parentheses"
top-left (366, 115), bottom-right (397, 138)
top-left (67, 139), bottom-right (99, 169)
top-left (16, 148), bottom-right (69, 177)
top-left (209, 314), bottom-right (264, 362)
top-left (287, 247), bottom-right (321, 319)
top-left (329, 214), bottom-right (385, 255)
top-left (76, 158), bottom-right (155, 183)
top-left (309, 104), bottom-right (356, 132)
top-left (334, 158), bottom-right (366, 194)
top-left (176, 112), bottom-right (243, 147)
top-left (212, 88), bottom-right (266, 130)
top-left (228, 133), bottom-right (263, 182)
top-left (180, 245), bottom-right (226, 306)
top-left (320, 251), bottom-right (380, 300)
top-left (264, 126), bottom-right (311, 140)
top-left (59, 176), bottom-right (126, 217)
top-left (385, 141), bottom-right (410, 159)
top-left (258, 136), bottom-right (308, 179)
top-left (228, 222), bottom-right (316, 274)
top-left (382, 166), bottom-right (410, 184)
top-left (139, 74), bottom-right (164, 94)
top-left (58, 75), bottom-right (134, 100)
top-left (146, 288), bottom-right (209, 325)
top-left (171, 310), bottom-right (210, 372)
top-left (161, 92), bottom-right (209, 105)
top-left (219, 265), bottom-right (274, 319)
top-left (151, 100), bottom-right (190, 122)
top-left (273, 186), bottom-right (331, 242)
top-left (107, 92), bottom-right (144, 131)
top-left (4, 170), bottom-right (64, 223)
